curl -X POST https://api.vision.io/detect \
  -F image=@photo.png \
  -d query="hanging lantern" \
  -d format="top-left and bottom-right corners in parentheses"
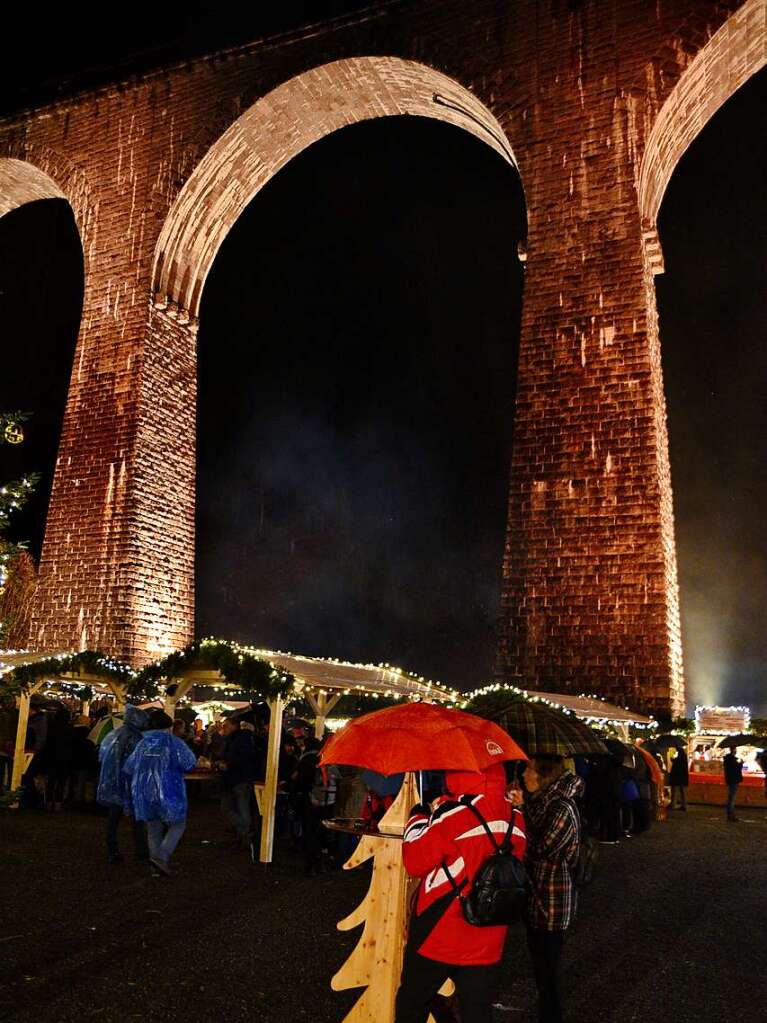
top-left (4, 422), bottom-right (24, 445)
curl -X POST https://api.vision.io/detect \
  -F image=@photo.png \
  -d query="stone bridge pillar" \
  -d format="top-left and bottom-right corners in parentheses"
top-left (496, 117), bottom-right (684, 720)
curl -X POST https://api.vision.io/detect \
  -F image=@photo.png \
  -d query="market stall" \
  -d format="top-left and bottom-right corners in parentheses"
top-left (1, 642), bottom-right (460, 862)
top-left (675, 707), bottom-right (767, 806)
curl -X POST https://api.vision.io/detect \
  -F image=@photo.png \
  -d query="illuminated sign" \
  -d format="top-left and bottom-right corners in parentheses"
top-left (694, 705), bottom-right (750, 735)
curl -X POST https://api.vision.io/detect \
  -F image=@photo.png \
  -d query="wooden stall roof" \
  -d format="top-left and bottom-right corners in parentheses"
top-left (179, 647), bottom-right (461, 703)
top-left (1, 648), bottom-right (461, 703)
top-left (534, 690), bottom-right (655, 726)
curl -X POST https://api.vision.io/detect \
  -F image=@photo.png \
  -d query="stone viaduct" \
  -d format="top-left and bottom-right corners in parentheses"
top-left (1, 0), bottom-right (765, 716)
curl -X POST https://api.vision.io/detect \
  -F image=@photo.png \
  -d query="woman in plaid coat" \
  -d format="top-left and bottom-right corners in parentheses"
top-left (522, 756), bottom-right (583, 1023)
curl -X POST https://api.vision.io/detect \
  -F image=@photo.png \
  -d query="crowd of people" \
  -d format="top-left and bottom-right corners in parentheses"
top-left (4, 698), bottom-right (761, 1022)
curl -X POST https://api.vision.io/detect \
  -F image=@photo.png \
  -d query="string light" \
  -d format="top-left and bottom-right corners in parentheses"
top-left (462, 681), bottom-right (658, 729)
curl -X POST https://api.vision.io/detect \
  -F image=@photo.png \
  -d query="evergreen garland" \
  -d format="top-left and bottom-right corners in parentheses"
top-left (0, 639), bottom-right (295, 705)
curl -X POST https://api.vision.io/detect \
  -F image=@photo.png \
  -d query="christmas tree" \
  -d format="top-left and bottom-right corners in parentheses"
top-left (0, 411), bottom-right (38, 646)
top-left (332, 773), bottom-right (454, 1023)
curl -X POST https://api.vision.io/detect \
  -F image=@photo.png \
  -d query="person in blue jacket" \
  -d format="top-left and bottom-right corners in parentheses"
top-left (123, 709), bottom-right (197, 876)
top-left (97, 705), bottom-right (150, 864)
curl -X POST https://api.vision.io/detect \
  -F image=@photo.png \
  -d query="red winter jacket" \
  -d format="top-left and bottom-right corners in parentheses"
top-left (402, 764), bottom-right (526, 965)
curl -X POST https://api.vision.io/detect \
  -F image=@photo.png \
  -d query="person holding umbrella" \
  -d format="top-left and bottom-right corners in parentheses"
top-left (521, 755), bottom-right (583, 1023)
top-left (395, 762), bottom-right (526, 1023)
top-left (723, 745), bottom-right (743, 822)
top-left (319, 702), bottom-right (528, 1023)
top-left (668, 742), bottom-right (689, 811)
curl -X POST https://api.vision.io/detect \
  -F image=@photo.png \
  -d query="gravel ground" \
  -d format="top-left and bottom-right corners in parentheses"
top-left (1, 798), bottom-right (765, 1022)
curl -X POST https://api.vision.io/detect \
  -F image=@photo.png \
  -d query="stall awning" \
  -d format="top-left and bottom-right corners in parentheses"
top-left (178, 647), bottom-right (460, 703)
top-left (532, 690), bottom-right (655, 727)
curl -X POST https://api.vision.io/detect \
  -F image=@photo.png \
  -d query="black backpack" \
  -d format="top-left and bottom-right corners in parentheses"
top-left (443, 799), bottom-right (528, 927)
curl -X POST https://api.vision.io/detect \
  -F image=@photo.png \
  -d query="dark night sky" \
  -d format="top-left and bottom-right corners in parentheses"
top-left (1, 8), bottom-right (765, 708)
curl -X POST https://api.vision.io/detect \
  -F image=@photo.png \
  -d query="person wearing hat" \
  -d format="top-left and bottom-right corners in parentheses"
top-left (123, 710), bottom-right (196, 876)
top-left (395, 763), bottom-right (526, 1022)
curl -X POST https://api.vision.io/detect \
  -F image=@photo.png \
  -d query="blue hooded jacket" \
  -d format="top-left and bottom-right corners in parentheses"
top-left (97, 706), bottom-right (149, 811)
top-left (122, 729), bottom-right (197, 823)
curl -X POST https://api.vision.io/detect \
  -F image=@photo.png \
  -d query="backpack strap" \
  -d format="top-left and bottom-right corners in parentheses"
top-left (440, 858), bottom-right (467, 899)
top-left (460, 795), bottom-right (515, 853)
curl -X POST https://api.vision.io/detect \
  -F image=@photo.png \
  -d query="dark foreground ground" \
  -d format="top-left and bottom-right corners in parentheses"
top-left (1, 798), bottom-right (766, 1022)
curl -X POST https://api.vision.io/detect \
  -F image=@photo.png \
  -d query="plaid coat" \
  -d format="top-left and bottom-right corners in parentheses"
top-left (524, 772), bottom-right (583, 931)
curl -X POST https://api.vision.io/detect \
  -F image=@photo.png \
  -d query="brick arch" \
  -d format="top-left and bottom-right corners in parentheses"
top-left (151, 55), bottom-right (520, 321)
top-left (0, 148), bottom-right (97, 270)
top-left (0, 158), bottom-right (65, 217)
top-left (639, 0), bottom-right (767, 236)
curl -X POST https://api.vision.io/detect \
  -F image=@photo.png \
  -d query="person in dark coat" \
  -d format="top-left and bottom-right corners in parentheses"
top-left (631, 755), bottom-right (652, 833)
top-left (295, 737), bottom-right (340, 876)
top-left (218, 718), bottom-right (260, 851)
top-left (591, 754), bottom-right (622, 844)
top-left (40, 708), bottom-right (75, 810)
top-left (668, 746), bottom-right (689, 810)
top-left (723, 748), bottom-right (743, 822)
top-left (69, 715), bottom-right (98, 805)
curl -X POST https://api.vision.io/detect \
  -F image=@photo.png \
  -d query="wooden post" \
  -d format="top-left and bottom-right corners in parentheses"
top-left (106, 681), bottom-right (126, 712)
top-left (10, 680), bottom-right (44, 793)
top-left (10, 692), bottom-right (31, 794)
top-left (305, 690), bottom-right (342, 739)
top-left (259, 695), bottom-right (284, 864)
top-left (164, 677), bottom-right (194, 716)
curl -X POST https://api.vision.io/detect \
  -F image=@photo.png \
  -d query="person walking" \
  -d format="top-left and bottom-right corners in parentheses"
top-left (97, 705), bottom-right (150, 863)
top-left (668, 746), bottom-right (689, 811)
top-left (394, 763), bottom-right (526, 1023)
top-left (723, 747), bottom-right (743, 822)
top-left (218, 717), bottom-right (260, 855)
top-left (123, 710), bottom-right (196, 876)
top-left (523, 755), bottom-right (582, 1023)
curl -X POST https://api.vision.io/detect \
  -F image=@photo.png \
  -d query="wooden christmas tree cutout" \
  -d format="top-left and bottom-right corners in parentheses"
top-left (332, 772), bottom-right (453, 1022)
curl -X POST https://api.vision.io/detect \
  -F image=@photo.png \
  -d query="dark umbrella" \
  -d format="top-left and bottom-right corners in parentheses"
top-left (653, 734), bottom-right (687, 750)
top-left (716, 734), bottom-right (767, 748)
top-left (496, 699), bottom-right (609, 757)
top-left (603, 737), bottom-right (637, 768)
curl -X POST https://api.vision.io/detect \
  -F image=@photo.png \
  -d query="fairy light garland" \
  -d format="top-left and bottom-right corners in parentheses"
top-left (1, 639), bottom-right (460, 710)
top-left (462, 681), bottom-right (658, 729)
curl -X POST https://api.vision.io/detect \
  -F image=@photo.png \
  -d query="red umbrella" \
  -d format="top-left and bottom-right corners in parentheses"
top-left (319, 702), bottom-right (527, 774)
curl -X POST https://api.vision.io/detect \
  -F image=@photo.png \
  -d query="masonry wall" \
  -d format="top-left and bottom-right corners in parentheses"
top-left (0, 0), bottom-right (749, 715)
